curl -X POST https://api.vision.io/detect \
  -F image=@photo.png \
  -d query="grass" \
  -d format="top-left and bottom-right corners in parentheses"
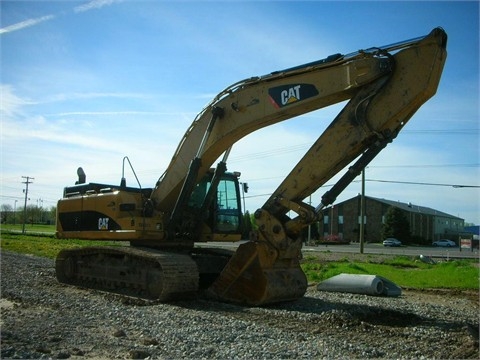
top-left (1, 223), bottom-right (56, 233)
top-left (1, 230), bottom-right (478, 290)
top-left (0, 232), bottom-right (123, 259)
top-left (301, 255), bottom-right (479, 290)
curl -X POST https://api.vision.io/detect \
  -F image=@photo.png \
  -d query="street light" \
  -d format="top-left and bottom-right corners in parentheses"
top-left (38, 198), bottom-right (43, 223)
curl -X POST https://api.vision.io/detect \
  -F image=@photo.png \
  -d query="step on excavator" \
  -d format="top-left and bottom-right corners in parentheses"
top-left (55, 28), bottom-right (447, 305)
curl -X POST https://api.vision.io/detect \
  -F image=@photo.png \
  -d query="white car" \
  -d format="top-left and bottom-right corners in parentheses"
top-left (432, 239), bottom-right (456, 247)
top-left (383, 238), bottom-right (402, 247)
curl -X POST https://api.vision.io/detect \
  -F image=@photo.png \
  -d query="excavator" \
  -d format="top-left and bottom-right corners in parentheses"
top-left (55, 28), bottom-right (447, 306)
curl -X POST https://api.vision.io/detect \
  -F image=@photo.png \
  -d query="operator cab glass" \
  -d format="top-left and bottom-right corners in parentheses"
top-left (188, 172), bottom-right (242, 234)
top-left (215, 178), bottom-right (241, 232)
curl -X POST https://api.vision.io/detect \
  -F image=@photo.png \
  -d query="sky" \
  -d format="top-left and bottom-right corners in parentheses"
top-left (1, 0), bottom-right (479, 225)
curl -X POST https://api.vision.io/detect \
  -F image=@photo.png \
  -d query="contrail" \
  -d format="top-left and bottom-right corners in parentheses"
top-left (0, 15), bottom-right (55, 35)
top-left (0, 0), bottom-right (122, 35)
top-left (74, 0), bottom-right (121, 13)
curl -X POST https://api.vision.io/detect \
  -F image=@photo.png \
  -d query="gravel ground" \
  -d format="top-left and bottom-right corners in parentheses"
top-left (1, 250), bottom-right (478, 359)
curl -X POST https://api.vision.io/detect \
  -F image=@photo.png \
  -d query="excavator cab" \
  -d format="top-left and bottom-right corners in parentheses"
top-left (56, 168), bottom-right (243, 243)
top-left (187, 170), bottom-right (243, 242)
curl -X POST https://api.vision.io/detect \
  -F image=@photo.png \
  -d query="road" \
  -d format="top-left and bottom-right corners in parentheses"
top-left (304, 242), bottom-right (479, 260)
top-left (200, 241), bottom-right (479, 260)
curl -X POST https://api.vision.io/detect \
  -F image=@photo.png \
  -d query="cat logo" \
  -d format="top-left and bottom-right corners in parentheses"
top-left (281, 85), bottom-right (301, 105)
top-left (98, 217), bottom-right (109, 230)
top-left (268, 83), bottom-right (319, 108)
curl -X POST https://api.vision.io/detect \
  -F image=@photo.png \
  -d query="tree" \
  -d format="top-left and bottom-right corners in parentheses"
top-left (382, 206), bottom-right (410, 242)
top-left (241, 211), bottom-right (253, 239)
top-left (1, 204), bottom-right (13, 224)
top-left (47, 206), bottom-right (57, 225)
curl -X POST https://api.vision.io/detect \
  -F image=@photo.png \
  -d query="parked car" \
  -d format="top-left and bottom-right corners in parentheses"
top-left (383, 238), bottom-right (402, 247)
top-left (319, 234), bottom-right (351, 245)
top-left (432, 239), bottom-right (456, 247)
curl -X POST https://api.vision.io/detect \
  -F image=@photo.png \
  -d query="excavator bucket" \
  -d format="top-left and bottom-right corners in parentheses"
top-left (207, 241), bottom-right (307, 306)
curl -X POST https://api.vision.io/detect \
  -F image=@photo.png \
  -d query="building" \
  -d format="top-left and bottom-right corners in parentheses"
top-left (319, 195), bottom-right (464, 244)
top-left (463, 225), bottom-right (480, 249)
top-left (464, 225), bottom-right (480, 241)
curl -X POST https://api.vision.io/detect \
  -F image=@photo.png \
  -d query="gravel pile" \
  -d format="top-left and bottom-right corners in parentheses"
top-left (1, 250), bottom-right (478, 359)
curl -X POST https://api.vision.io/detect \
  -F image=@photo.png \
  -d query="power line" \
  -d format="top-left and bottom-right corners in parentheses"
top-left (404, 129), bottom-right (479, 134)
top-left (244, 165), bottom-right (478, 183)
top-left (370, 163), bottom-right (479, 168)
top-left (243, 178), bottom-right (479, 201)
top-left (230, 142), bottom-right (310, 163)
top-left (0, 195), bottom-right (24, 200)
top-left (230, 133), bottom-right (478, 164)
top-left (366, 179), bottom-right (480, 188)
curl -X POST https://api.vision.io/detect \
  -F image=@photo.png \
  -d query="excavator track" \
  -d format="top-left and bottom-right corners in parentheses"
top-left (55, 247), bottom-right (199, 301)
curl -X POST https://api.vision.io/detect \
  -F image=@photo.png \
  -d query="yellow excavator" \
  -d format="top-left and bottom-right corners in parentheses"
top-left (55, 28), bottom-right (447, 305)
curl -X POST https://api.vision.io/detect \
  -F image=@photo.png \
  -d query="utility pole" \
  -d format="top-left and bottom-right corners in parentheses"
top-left (307, 195), bottom-right (312, 245)
top-left (21, 176), bottom-right (34, 234)
top-left (359, 169), bottom-right (365, 254)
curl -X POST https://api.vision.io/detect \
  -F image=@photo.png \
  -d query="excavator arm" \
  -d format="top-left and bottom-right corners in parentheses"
top-left (206, 28), bottom-right (447, 304)
top-left (152, 49), bottom-right (392, 214)
top-left (153, 29), bottom-right (446, 237)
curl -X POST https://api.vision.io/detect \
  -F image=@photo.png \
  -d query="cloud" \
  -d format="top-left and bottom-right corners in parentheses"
top-left (46, 111), bottom-right (184, 117)
top-left (0, 85), bottom-right (36, 117)
top-left (1, 114), bottom-right (118, 153)
top-left (0, 14), bottom-right (55, 35)
top-left (38, 91), bottom-right (155, 105)
top-left (0, 86), bottom-right (119, 153)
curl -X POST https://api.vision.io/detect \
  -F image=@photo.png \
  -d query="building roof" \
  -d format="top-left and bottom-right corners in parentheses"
top-left (367, 196), bottom-right (463, 220)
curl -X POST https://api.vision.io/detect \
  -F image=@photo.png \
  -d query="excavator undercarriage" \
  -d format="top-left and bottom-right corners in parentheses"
top-left (56, 242), bottom-right (306, 305)
top-left (55, 28), bottom-right (447, 306)
top-left (56, 247), bottom-right (199, 301)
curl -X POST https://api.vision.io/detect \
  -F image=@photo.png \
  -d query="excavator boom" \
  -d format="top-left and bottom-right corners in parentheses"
top-left (55, 28), bottom-right (447, 305)
top-left (207, 28), bottom-right (447, 305)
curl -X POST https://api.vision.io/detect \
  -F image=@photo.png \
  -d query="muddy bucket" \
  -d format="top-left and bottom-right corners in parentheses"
top-left (207, 241), bottom-right (307, 306)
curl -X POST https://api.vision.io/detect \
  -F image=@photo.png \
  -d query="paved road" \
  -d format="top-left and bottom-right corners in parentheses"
top-left (200, 241), bottom-right (479, 260)
top-left (304, 242), bottom-right (479, 259)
